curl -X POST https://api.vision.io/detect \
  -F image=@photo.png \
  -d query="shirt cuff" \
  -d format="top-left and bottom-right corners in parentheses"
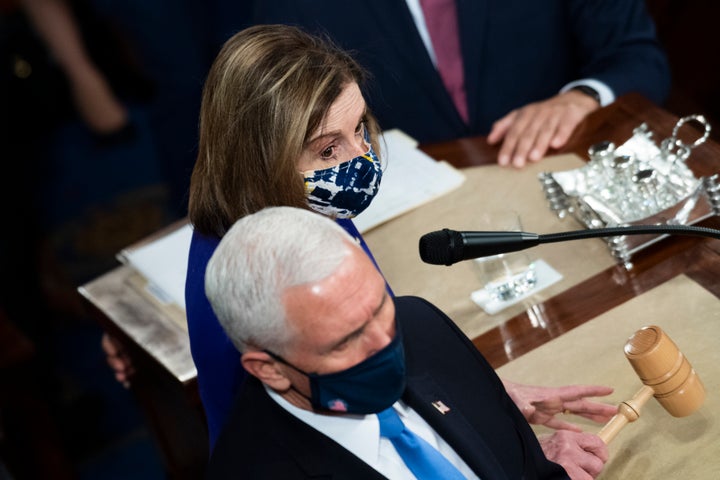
top-left (561, 79), bottom-right (615, 107)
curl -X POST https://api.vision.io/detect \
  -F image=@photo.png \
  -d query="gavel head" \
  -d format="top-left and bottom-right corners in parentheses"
top-left (624, 325), bottom-right (705, 417)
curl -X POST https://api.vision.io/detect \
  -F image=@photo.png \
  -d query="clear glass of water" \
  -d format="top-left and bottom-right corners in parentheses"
top-left (471, 212), bottom-right (537, 302)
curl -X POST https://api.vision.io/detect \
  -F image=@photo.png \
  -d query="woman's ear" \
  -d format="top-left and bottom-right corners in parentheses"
top-left (241, 351), bottom-right (292, 391)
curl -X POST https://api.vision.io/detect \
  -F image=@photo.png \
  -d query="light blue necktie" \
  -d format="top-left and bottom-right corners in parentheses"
top-left (377, 407), bottom-right (467, 480)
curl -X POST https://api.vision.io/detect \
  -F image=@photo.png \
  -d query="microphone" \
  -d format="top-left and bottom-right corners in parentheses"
top-left (418, 224), bottom-right (720, 266)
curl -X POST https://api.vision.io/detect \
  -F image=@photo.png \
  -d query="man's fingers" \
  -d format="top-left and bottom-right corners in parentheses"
top-left (543, 417), bottom-right (583, 432)
top-left (487, 111), bottom-right (515, 146)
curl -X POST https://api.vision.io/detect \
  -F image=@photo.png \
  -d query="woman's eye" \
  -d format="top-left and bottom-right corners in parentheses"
top-left (320, 146), bottom-right (335, 159)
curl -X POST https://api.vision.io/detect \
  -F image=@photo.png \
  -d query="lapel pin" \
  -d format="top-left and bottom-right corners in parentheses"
top-left (432, 400), bottom-right (451, 415)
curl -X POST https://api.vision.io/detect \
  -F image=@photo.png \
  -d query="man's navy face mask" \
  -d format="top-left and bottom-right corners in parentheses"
top-left (266, 324), bottom-right (405, 414)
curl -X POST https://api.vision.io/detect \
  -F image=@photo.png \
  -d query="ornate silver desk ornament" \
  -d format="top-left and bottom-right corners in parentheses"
top-left (539, 115), bottom-right (720, 269)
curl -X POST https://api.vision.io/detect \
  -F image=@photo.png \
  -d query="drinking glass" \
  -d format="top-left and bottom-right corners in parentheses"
top-left (471, 212), bottom-right (537, 302)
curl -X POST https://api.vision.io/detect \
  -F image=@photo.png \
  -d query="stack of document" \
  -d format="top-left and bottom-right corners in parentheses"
top-left (118, 130), bottom-right (466, 312)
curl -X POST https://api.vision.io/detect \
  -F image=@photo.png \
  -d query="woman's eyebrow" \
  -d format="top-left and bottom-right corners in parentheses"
top-left (306, 130), bottom-right (341, 147)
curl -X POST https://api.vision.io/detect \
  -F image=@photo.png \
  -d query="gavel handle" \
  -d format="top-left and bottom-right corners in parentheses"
top-left (598, 385), bottom-right (654, 444)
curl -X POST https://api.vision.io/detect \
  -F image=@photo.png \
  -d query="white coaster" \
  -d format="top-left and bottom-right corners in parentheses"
top-left (470, 259), bottom-right (563, 315)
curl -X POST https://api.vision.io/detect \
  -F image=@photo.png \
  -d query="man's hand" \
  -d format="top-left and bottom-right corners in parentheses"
top-left (503, 380), bottom-right (618, 431)
top-left (487, 90), bottom-right (600, 168)
top-left (539, 430), bottom-right (608, 479)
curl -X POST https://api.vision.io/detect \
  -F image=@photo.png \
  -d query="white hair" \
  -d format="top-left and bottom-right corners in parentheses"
top-left (204, 206), bottom-right (356, 353)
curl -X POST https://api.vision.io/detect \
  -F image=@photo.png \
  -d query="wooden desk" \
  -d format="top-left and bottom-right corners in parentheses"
top-left (78, 93), bottom-right (720, 477)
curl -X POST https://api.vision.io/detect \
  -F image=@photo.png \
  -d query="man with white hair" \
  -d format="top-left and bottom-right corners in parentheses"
top-left (204, 206), bottom-right (607, 479)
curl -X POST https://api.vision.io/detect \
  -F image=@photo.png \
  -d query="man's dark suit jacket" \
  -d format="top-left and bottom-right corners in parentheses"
top-left (252, 0), bottom-right (670, 143)
top-left (206, 296), bottom-right (570, 479)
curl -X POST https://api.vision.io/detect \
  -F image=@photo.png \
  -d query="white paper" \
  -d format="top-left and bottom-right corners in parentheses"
top-left (352, 129), bottom-right (466, 233)
top-left (119, 222), bottom-right (193, 309)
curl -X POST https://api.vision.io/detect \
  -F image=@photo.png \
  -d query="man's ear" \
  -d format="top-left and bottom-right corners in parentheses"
top-left (241, 351), bottom-right (292, 391)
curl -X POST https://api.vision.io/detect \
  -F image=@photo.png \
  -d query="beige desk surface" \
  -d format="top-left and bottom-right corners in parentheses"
top-left (497, 274), bottom-right (720, 479)
top-left (363, 154), bottom-right (617, 340)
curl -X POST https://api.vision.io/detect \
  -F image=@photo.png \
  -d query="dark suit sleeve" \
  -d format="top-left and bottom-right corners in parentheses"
top-left (566, 0), bottom-right (670, 103)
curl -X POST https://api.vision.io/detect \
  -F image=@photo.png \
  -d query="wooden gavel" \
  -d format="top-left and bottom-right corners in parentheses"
top-left (598, 325), bottom-right (705, 444)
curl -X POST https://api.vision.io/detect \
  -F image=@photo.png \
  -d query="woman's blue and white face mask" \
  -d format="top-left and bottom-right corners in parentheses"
top-left (303, 137), bottom-right (383, 219)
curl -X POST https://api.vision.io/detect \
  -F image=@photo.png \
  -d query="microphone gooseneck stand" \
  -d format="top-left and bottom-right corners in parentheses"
top-left (418, 224), bottom-right (720, 267)
top-left (536, 224), bottom-right (720, 245)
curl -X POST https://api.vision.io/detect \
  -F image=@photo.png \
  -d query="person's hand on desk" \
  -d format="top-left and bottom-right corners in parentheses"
top-left (487, 89), bottom-right (601, 168)
top-left (101, 332), bottom-right (135, 388)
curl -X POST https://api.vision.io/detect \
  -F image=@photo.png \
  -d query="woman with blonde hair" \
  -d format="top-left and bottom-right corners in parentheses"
top-left (186, 24), bottom-right (387, 447)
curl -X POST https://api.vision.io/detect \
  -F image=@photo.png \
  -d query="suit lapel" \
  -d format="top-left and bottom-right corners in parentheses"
top-left (365, 0), bottom-right (466, 128)
top-left (404, 373), bottom-right (510, 480)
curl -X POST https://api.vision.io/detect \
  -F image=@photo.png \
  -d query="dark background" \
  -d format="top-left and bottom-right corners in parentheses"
top-left (0, 1), bottom-right (718, 478)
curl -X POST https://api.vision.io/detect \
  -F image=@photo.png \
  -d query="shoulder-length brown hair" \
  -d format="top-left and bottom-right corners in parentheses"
top-left (189, 24), bottom-right (380, 237)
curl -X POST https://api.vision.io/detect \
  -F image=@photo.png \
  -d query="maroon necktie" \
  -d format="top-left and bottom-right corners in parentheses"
top-left (420, 0), bottom-right (469, 123)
